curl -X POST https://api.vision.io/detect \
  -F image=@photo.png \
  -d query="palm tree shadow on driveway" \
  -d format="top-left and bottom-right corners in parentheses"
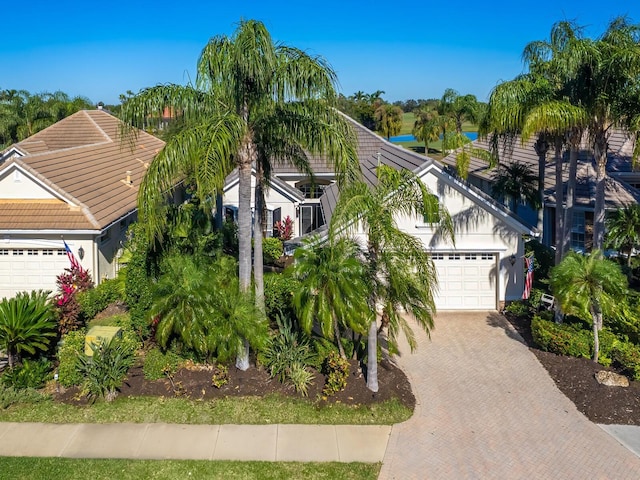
top-left (485, 312), bottom-right (527, 346)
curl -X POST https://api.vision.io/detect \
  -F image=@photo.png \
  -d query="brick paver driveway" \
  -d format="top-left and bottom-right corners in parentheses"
top-left (379, 312), bottom-right (640, 480)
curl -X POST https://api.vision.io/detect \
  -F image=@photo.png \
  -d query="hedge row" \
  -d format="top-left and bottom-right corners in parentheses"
top-left (531, 315), bottom-right (640, 380)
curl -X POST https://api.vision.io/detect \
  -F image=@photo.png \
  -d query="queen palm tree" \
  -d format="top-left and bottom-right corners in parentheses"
top-left (583, 18), bottom-right (640, 250)
top-left (550, 250), bottom-right (627, 362)
top-left (374, 104), bottom-right (403, 139)
top-left (412, 107), bottom-right (447, 154)
top-left (331, 165), bottom-right (454, 392)
top-left (490, 162), bottom-right (540, 215)
top-left (120, 20), bottom-right (359, 369)
top-left (606, 204), bottom-right (640, 266)
top-left (290, 237), bottom-right (371, 358)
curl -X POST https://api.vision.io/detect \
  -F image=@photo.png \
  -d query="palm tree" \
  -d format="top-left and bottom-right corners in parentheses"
top-left (439, 89), bottom-right (481, 135)
top-left (0, 290), bottom-right (56, 368)
top-left (331, 165), bottom-right (454, 392)
top-left (120, 20), bottom-right (359, 369)
top-left (606, 204), bottom-right (640, 266)
top-left (374, 104), bottom-right (403, 140)
top-left (490, 162), bottom-right (540, 215)
top-left (290, 237), bottom-right (371, 359)
top-left (550, 250), bottom-right (627, 362)
top-left (583, 18), bottom-right (640, 250)
top-left (412, 107), bottom-right (444, 154)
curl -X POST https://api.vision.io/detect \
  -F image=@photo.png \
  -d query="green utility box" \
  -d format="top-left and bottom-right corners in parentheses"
top-left (85, 326), bottom-right (122, 356)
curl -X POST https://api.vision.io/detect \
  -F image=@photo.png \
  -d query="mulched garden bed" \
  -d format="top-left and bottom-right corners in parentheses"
top-left (54, 358), bottom-right (416, 410)
top-left (505, 312), bottom-right (640, 425)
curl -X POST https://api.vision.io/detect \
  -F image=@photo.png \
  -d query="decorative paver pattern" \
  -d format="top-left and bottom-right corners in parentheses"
top-left (379, 312), bottom-right (640, 480)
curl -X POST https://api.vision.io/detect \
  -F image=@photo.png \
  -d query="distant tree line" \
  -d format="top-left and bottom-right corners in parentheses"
top-left (0, 89), bottom-right (94, 149)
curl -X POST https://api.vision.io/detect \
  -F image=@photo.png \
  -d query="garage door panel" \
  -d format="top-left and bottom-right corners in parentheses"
top-left (0, 249), bottom-right (71, 298)
top-left (434, 253), bottom-right (496, 310)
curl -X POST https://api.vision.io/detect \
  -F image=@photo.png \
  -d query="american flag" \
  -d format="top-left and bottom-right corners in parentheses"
top-left (63, 240), bottom-right (83, 272)
top-left (522, 256), bottom-right (534, 300)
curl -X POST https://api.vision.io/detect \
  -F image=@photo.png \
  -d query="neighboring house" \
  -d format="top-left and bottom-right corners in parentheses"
top-left (0, 109), bottom-right (165, 299)
top-left (223, 115), bottom-right (537, 310)
top-left (440, 131), bottom-right (640, 252)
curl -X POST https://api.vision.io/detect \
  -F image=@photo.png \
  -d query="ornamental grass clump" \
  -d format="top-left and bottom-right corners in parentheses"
top-left (77, 337), bottom-right (134, 402)
top-left (262, 316), bottom-right (315, 395)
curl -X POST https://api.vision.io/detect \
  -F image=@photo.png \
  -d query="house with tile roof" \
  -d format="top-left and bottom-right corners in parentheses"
top-left (0, 109), bottom-right (165, 298)
top-left (440, 131), bottom-right (640, 252)
top-left (224, 115), bottom-right (538, 310)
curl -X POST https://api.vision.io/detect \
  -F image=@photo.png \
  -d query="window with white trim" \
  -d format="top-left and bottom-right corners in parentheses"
top-left (448, 253), bottom-right (461, 260)
top-left (12, 249), bottom-right (23, 256)
top-left (481, 253), bottom-right (493, 260)
top-left (42, 250), bottom-right (54, 256)
top-left (0, 249), bottom-right (8, 255)
top-left (27, 249), bottom-right (38, 256)
top-left (465, 253), bottom-right (477, 260)
top-left (432, 253), bottom-right (444, 260)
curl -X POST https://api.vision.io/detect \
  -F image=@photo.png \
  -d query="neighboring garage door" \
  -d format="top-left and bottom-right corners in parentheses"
top-left (432, 252), bottom-right (497, 310)
top-left (0, 248), bottom-right (71, 299)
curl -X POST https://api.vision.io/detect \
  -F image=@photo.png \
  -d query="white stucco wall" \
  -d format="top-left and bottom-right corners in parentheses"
top-left (0, 167), bottom-right (57, 200)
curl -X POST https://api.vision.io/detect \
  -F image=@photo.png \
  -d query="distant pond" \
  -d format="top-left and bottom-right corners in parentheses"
top-left (390, 132), bottom-right (478, 143)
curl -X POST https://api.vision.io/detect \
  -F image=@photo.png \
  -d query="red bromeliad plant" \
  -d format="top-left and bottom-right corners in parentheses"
top-left (275, 215), bottom-right (294, 241)
top-left (54, 266), bottom-right (93, 335)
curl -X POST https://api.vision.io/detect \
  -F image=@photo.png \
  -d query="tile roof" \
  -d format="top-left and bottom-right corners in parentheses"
top-left (440, 130), bottom-right (640, 209)
top-left (0, 110), bottom-right (165, 231)
top-left (0, 201), bottom-right (95, 230)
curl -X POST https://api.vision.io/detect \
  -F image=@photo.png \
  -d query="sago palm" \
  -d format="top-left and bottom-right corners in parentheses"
top-left (331, 164), bottom-right (454, 392)
top-left (550, 250), bottom-right (627, 362)
top-left (290, 237), bottom-right (371, 359)
top-left (0, 290), bottom-right (56, 368)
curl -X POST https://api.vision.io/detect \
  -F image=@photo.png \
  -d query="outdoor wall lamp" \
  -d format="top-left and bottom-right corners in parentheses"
top-left (509, 254), bottom-right (516, 266)
top-left (78, 246), bottom-right (85, 260)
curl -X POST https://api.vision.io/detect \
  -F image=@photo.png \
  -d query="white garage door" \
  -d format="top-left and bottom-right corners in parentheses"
top-left (0, 248), bottom-right (71, 299)
top-left (433, 252), bottom-right (497, 310)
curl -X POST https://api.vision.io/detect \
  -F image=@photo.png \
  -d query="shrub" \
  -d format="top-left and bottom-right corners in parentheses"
top-left (77, 337), bottom-right (135, 402)
top-left (1, 358), bottom-right (53, 389)
top-left (123, 223), bottom-right (155, 341)
top-left (322, 350), bottom-right (350, 396)
top-left (504, 301), bottom-right (529, 316)
top-left (211, 364), bottom-right (229, 389)
top-left (611, 342), bottom-right (640, 381)
top-left (531, 315), bottom-right (591, 359)
top-left (0, 384), bottom-right (46, 409)
top-left (288, 363), bottom-right (314, 397)
top-left (143, 348), bottom-right (182, 380)
top-left (263, 237), bottom-right (284, 264)
top-left (262, 316), bottom-right (315, 392)
top-left (57, 330), bottom-right (86, 387)
top-left (0, 290), bottom-right (57, 368)
top-left (54, 266), bottom-right (93, 335)
top-left (264, 274), bottom-right (300, 321)
top-left (77, 279), bottom-right (122, 321)
top-left (275, 215), bottom-right (294, 241)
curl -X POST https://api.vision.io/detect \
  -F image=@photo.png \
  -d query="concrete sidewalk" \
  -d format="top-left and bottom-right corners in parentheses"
top-left (0, 422), bottom-right (390, 462)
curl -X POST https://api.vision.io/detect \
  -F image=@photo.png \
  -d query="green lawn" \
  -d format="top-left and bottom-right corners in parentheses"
top-left (0, 394), bottom-right (411, 425)
top-left (0, 457), bottom-right (380, 480)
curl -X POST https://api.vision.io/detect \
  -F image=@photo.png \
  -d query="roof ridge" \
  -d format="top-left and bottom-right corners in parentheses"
top-left (82, 110), bottom-right (113, 142)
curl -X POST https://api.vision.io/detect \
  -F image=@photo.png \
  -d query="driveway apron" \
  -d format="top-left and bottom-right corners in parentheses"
top-left (379, 312), bottom-right (640, 480)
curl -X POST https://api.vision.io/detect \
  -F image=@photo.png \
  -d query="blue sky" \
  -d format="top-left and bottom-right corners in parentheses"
top-left (3, 0), bottom-right (639, 105)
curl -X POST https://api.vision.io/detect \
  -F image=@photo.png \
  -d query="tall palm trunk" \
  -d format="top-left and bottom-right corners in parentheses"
top-left (534, 137), bottom-right (549, 234)
top-left (593, 131), bottom-right (608, 251)
top-left (254, 162), bottom-right (265, 311)
top-left (332, 313), bottom-right (346, 359)
top-left (367, 241), bottom-right (379, 393)
top-left (236, 131), bottom-right (256, 371)
top-left (554, 137), bottom-right (564, 265)
top-left (562, 132), bottom-right (580, 256)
